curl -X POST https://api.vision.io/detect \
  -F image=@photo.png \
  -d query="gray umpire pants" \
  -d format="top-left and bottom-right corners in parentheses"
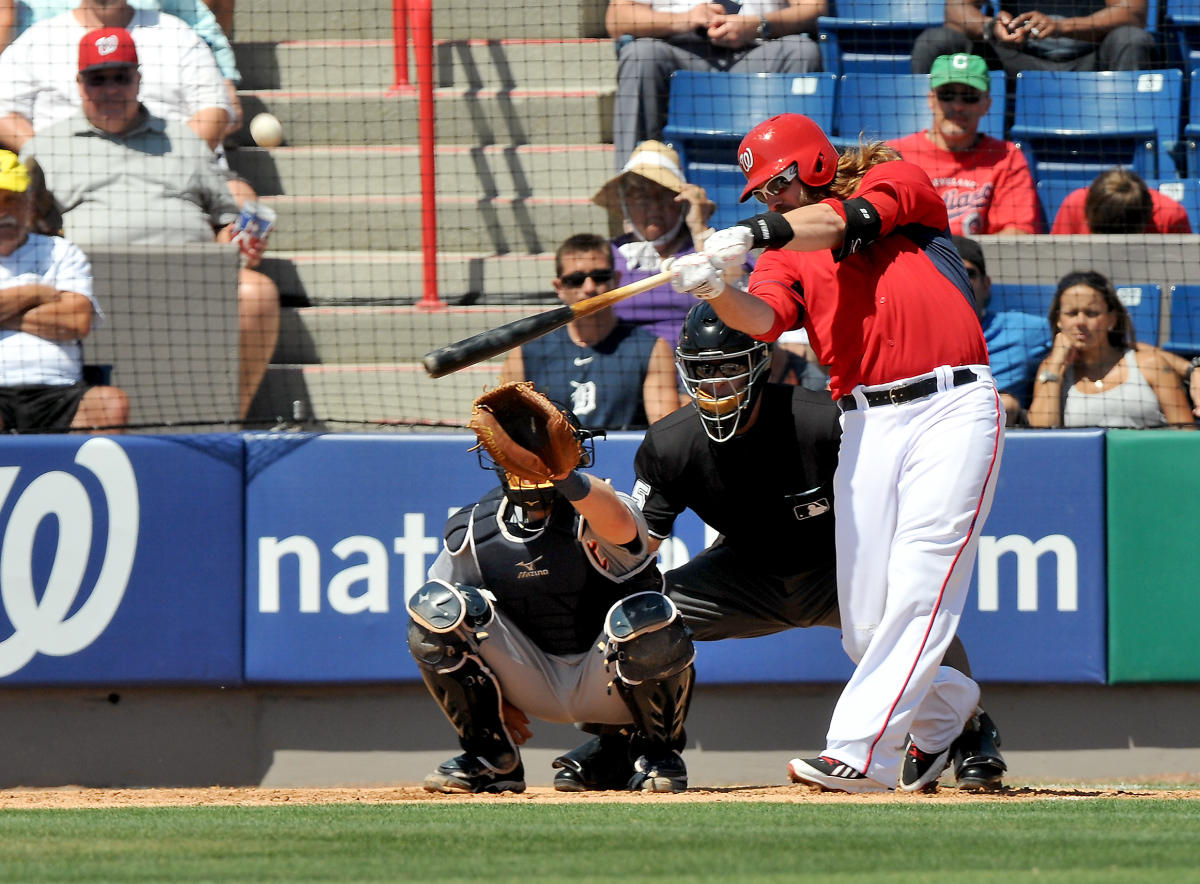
top-left (613, 33), bottom-right (821, 169)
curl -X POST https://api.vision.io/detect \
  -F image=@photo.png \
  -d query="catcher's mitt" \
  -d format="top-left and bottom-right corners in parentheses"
top-left (469, 382), bottom-right (584, 484)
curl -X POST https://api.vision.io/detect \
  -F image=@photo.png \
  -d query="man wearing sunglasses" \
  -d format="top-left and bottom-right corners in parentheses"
top-left (499, 232), bottom-right (683, 430)
top-left (888, 53), bottom-right (1039, 236)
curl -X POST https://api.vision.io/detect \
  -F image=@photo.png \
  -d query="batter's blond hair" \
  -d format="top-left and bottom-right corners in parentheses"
top-left (829, 141), bottom-right (902, 200)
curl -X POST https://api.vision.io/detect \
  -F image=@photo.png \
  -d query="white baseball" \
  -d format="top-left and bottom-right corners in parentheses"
top-left (249, 113), bottom-right (284, 148)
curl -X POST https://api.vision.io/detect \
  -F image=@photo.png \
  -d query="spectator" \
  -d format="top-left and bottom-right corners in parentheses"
top-left (0, 150), bottom-right (128, 433)
top-left (0, 0), bottom-right (243, 137)
top-left (606, 0), bottom-right (824, 168)
top-left (0, 0), bottom-right (232, 152)
top-left (23, 28), bottom-right (278, 419)
top-left (889, 53), bottom-right (1039, 235)
top-left (200, 0), bottom-right (229, 36)
top-left (912, 0), bottom-right (1155, 76)
top-left (592, 140), bottom-right (724, 346)
top-left (953, 235), bottom-right (1050, 425)
top-left (1027, 270), bottom-right (1194, 428)
top-left (499, 232), bottom-right (682, 429)
top-left (1051, 167), bottom-right (1192, 234)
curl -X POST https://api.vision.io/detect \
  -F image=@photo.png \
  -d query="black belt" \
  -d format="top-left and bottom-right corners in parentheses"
top-left (838, 368), bottom-right (978, 412)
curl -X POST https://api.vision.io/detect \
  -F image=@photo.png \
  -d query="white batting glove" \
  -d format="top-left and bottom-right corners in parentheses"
top-left (670, 252), bottom-right (727, 301)
top-left (704, 226), bottom-right (753, 270)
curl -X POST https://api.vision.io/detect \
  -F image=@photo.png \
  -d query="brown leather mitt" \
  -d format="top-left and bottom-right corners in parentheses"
top-left (469, 382), bottom-right (583, 483)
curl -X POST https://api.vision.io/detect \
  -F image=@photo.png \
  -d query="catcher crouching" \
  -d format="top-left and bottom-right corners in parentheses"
top-left (406, 382), bottom-right (695, 793)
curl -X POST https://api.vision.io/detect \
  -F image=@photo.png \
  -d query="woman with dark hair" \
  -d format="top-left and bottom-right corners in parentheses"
top-left (1027, 270), bottom-right (1194, 428)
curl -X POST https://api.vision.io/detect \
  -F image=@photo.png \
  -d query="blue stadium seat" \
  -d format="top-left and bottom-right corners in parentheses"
top-left (816, 0), bottom-right (943, 76)
top-left (1010, 70), bottom-right (1184, 182)
top-left (1035, 176), bottom-right (1094, 230)
top-left (1164, 284), bottom-right (1200, 354)
top-left (1165, 0), bottom-right (1200, 67)
top-left (686, 162), bottom-right (751, 228)
top-left (661, 71), bottom-right (838, 169)
top-left (1149, 177), bottom-right (1200, 228)
top-left (989, 283), bottom-right (1052, 319)
top-left (1183, 69), bottom-right (1200, 174)
top-left (832, 71), bottom-right (1006, 150)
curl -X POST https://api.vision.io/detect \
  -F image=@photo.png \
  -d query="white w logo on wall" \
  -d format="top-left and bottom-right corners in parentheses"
top-left (0, 438), bottom-right (139, 677)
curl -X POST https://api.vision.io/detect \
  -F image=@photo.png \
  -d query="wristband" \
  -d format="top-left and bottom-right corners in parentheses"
top-left (552, 470), bottom-right (591, 501)
top-left (738, 212), bottom-right (795, 249)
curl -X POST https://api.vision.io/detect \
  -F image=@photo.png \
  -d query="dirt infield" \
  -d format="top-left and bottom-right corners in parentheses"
top-left (3, 785), bottom-right (1199, 809)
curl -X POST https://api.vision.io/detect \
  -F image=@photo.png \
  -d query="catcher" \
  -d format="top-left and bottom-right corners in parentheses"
top-left (406, 382), bottom-right (695, 793)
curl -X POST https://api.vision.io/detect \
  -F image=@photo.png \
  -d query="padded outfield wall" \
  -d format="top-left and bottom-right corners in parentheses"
top-left (1, 429), bottom-right (1193, 688)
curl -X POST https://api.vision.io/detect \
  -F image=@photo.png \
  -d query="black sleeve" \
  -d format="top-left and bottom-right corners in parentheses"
top-left (833, 197), bottom-right (882, 262)
top-left (633, 434), bottom-right (687, 539)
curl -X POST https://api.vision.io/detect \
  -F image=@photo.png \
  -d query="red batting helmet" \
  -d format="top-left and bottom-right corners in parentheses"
top-left (737, 114), bottom-right (837, 203)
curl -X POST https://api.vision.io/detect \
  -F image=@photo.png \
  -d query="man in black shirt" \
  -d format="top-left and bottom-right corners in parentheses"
top-left (552, 303), bottom-right (1007, 793)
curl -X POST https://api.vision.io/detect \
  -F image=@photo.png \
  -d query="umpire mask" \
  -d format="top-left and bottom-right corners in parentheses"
top-left (676, 303), bottom-right (770, 443)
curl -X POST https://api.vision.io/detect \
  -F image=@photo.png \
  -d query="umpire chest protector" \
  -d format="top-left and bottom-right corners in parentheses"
top-left (448, 488), bottom-right (655, 656)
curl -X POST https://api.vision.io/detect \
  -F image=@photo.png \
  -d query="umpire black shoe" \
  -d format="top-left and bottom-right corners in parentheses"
top-left (627, 750), bottom-right (688, 793)
top-left (552, 734), bottom-right (635, 792)
top-left (952, 710), bottom-right (1007, 792)
top-left (898, 737), bottom-right (953, 792)
top-left (788, 755), bottom-right (891, 793)
top-left (423, 754), bottom-right (526, 794)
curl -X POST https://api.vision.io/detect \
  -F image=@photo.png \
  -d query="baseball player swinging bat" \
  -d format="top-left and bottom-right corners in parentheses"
top-left (422, 266), bottom-right (673, 378)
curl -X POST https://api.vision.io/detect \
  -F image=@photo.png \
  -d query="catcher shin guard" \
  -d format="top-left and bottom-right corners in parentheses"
top-left (604, 592), bottom-right (695, 753)
top-left (407, 581), bottom-right (517, 776)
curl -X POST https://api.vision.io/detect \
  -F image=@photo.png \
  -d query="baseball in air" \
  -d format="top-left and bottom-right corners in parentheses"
top-left (250, 113), bottom-right (284, 148)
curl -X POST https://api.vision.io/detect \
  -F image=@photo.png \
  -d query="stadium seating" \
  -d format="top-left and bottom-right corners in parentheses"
top-left (816, 0), bottom-right (943, 76)
top-left (1164, 284), bottom-right (1200, 354)
top-left (662, 71), bottom-right (837, 169)
top-left (991, 281), bottom-right (1162, 345)
top-left (1183, 68), bottom-right (1200, 174)
top-left (685, 162), bottom-right (752, 228)
top-left (831, 70), bottom-right (1006, 149)
top-left (1165, 0), bottom-right (1200, 67)
top-left (1010, 69), bottom-right (1184, 183)
top-left (1037, 176), bottom-right (1200, 232)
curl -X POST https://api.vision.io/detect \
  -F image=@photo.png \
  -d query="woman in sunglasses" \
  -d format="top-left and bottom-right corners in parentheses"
top-left (668, 111), bottom-right (1005, 794)
top-left (888, 53), bottom-right (1039, 236)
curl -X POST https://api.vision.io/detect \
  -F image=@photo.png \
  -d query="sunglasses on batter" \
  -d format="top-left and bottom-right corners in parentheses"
top-left (559, 268), bottom-right (615, 288)
top-left (82, 69), bottom-right (136, 88)
top-left (935, 88), bottom-right (983, 104)
top-left (751, 162), bottom-right (799, 204)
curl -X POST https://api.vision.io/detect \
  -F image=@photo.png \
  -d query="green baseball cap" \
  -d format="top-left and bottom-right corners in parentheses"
top-left (930, 53), bottom-right (990, 92)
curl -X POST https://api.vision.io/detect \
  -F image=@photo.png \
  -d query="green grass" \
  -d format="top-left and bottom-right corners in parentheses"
top-left (2, 800), bottom-right (1200, 882)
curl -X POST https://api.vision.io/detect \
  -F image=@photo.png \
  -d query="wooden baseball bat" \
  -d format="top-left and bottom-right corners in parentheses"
top-left (422, 268), bottom-right (673, 378)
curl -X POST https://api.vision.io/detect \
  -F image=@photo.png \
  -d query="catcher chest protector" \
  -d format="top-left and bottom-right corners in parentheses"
top-left (605, 591), bottom-right (696, 752)
top-left (407, 579), bottom-right (519, 774)
top-left (466, 487), bottom-right (659, 656)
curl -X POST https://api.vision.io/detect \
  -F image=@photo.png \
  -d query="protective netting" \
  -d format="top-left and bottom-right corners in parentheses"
top-left (1, 0), bottom-right (1196, 433)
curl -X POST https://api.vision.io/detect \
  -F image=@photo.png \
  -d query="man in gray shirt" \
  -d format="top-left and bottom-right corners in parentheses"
top-left (21, 26), bottom-right (277, 419)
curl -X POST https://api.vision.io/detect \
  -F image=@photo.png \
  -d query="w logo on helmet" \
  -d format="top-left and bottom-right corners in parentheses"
top-left (738, 148), bottom-right (754, 173)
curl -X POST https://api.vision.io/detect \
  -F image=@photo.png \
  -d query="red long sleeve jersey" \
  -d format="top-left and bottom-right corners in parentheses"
top-left (747, 160), bottom-right (989, 400)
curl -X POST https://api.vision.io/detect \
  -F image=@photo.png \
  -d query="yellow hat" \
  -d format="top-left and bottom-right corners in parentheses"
top-left (592, 140), bottom-right (686, 215)
top-left (0, 150), bottom-right (30, 193)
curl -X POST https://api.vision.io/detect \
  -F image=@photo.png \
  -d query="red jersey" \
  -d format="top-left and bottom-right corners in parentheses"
top-left (746, 160), bottom-right (989, 400)
top-left (888, 132), bottom-right (1040, 235)
top-left (1050, 187), bottom-right (1192, 234)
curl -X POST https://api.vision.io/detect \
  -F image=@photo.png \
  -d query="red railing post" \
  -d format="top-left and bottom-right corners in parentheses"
top-left (391, 0), bottom-right (410, 90)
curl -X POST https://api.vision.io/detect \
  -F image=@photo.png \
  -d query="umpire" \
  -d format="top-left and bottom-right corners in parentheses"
top-left (553, 303), bottom-right (1007, 792)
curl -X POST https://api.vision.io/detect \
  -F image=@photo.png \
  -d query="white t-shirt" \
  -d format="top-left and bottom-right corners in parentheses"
top-left (0, 8), bottom-right (231, 134)
top-left (0, 233), bottom-right (99, 386)
top-left (629, 0), bottom-right (788, 16)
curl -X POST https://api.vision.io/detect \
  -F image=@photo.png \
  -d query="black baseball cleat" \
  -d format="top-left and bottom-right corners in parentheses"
top-left (552, 734), bottom-right (636, 792)
top-left (423, 754), bottom-right (526, 794)
top-left (899, 736), bottom-right (953, 792)
top-left (627, 750), bottom-right (688, 793)
top-left (952, 710), bottom-right (1007, 791)
top-left (788, 755), bottom-right (891, 793)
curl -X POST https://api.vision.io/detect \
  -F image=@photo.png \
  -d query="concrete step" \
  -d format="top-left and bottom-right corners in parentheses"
top-left (260, 194), bottom-right (607, 253)
top-left (235, 0), bottom-right (607, 42)
top-left (234, 38), bottom-right (616, 92)
top-left (251, 362), bottom-right (498, 427)
top-left (228, 144), bottom-right (615, 198)
top-left (259, 251), bottom-right (558, 305)
top-left (233, 87), bottom-right (613, 147)
top-left (273, 304), bottom-right (556, 363)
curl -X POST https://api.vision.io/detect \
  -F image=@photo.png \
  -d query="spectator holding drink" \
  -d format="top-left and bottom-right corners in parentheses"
top-left (23, 27), bottom-right (278, 419)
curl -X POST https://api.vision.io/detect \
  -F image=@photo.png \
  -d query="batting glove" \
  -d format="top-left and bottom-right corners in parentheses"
top-left (704, 226), bottom-right (754, 270)
top-left (670, 252), bottom-right (726, 301)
